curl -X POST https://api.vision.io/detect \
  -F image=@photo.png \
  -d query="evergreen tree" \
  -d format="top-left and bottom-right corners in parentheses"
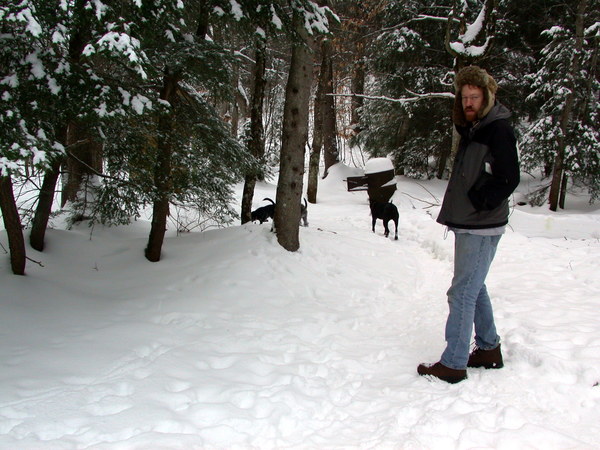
top-left (274, 0), bottom-right (336, 251)
top-left (352, 0), bottom-right (455, 178)
top-left (522, 0), bottom-right (599, 207)
top-left (1, 0), bottom-right (148, 271)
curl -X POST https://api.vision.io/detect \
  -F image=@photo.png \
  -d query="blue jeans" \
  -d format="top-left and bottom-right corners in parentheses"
top-left (440, 232), bottom-right (502, 370)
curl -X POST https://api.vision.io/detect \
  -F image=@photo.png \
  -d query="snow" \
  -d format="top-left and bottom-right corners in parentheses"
top-left (130, 95), bottom-right (151, 115)
top-left (47, 77), bottom-right (61, 95)
top-left (118, 89), bottom-right (151, 114)
top-left (229, 0), bottom-right (244, 21)
top-left (299, 3), bottom-right (334, 35)
top-left (364, 157), bottom-right (394, 174)
top-left (1, 75), bottom-right (19, 88)
top-left (31, 147), bottom-right (46, 166)
top-left (544, 26), bottom-right (565, 38)
top-left (25, 52), bottom-right (46, 79)
top-left (97, 32), bottom-right (141, 63)
top-left (459, 3), bottom-right (486, 44)
top-left (0, 157), bottom-right (19, 173)
top-left (271, 5), bottom-right (283, 30)
top-left (82, 44), bottom-right (96, 57)
top-left (449, 2), bottom-right (491, 57)
top-left (586, 22), bottom-right (600, 37)
top-left (90, 0), bottom-right (108, 21)
top-left (449, 38), bottom-right (491, 57)
top-left (15, 7), bottom-right (42, 37)
top-left (1, 164), bottom-right (600, 448)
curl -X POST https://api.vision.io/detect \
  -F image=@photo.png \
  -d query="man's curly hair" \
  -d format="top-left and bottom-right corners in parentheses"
top-left (452, 66), bottom-right (498, 126)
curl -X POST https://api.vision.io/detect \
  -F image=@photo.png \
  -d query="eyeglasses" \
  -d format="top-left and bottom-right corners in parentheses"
top-left (461, 95), bottom-right (482, 102)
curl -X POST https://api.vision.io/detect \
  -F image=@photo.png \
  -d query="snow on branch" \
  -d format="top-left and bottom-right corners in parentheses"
top-left (450, 36), bottom-right (492, 57)
top-left (294, 0), bottom-right (339, 35)
top-left (331, 91), bottom-right (454, 104)
top-left (367, 14), bottom-right (459, 39)
top-left (446, 0), bottom-right (496, 59)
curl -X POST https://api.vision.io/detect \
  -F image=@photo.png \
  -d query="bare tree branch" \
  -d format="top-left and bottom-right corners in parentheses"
top-left (366, 14), bottom-right (459, 39)
top-left (330, 91), bottom-right (454, 104)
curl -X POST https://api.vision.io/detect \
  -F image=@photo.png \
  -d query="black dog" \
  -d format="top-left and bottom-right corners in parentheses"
top-left (369, 199), bottom-right (398, 240)
top-left (251, 198), bottom-right (275, 224)
top-left (251, 197), bottom-right (309, 226)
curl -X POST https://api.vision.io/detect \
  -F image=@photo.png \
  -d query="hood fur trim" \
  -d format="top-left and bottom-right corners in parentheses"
top-left (452, 66), bottom-right (498, 126)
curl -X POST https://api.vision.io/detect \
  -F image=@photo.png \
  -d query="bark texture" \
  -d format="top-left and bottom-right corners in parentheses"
top-left (241, 40), bottom-right (267, 224)
top-left (0, 174), bottom-right (26, 275)
top-left (274, 12), bottom-right (314, 251)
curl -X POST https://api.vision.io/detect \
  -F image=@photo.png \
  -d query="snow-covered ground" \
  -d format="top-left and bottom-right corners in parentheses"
top-left (1, 163), bottom-right (599, 448)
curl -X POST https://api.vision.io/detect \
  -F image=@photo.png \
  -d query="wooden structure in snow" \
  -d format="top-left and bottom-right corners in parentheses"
top-left (346, 158), bottom-right (396, 203)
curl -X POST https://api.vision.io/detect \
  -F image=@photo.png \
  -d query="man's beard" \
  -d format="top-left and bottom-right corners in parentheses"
top-left (464, 109), bottom-right (476, 121)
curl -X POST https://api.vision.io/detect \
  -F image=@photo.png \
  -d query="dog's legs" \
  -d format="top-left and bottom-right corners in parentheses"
top-left (394, 220), bottom-right (398, 240)
top-left (384, 219), bottom-right (390, 238)
top-left (372, 216), bottom-right (377, 233)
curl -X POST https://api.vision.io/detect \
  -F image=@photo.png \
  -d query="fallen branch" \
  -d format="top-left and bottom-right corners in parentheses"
top-left (400, 180), bottom-right (442, 209)
top-left (26, 256), bottom-right (45, 267)
top-left (402, 192), bottom-right (439, 209)
top-left (414, 181), bottom-right (441, 204)
top-left (1, 242), bottom-right (44, 267)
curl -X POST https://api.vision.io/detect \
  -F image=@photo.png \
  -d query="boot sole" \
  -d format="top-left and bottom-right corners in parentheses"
top-left (421, 373), bottom-right (467, 383)
top-left (441, 375), bottom-right (467, 384)
top-left (468, 362), bottom-right (504, 369)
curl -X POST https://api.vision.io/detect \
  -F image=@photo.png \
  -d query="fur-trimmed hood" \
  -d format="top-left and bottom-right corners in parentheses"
top-left (452, 65), bottom-right (498, 127)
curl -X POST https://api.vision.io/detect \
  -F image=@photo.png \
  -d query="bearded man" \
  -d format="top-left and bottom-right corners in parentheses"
top-left (418, 66), bottom-right (520, 383)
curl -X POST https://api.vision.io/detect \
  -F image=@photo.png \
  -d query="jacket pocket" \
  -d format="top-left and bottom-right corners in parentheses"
top-left (468, 171), bottom-right (494, 211)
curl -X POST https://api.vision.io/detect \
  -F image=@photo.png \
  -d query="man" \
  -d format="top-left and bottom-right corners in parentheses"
top-left (417, 66), bottom-right (520, 384)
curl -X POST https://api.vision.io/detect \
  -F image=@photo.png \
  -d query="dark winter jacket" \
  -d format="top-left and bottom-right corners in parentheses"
top-left (437, 102), bottom-right (520, 230)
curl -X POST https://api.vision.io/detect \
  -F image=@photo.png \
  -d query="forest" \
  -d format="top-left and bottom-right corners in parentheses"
top-left (1, 0), bottom-right (598, 275)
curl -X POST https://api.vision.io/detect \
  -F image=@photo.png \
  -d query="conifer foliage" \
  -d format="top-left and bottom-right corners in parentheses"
top-left (1, 0), bottom-right (150, 272)
top-left (522, 0), bottom-right (599, 207)
top-left (1, 0), bottom-right (599, 273)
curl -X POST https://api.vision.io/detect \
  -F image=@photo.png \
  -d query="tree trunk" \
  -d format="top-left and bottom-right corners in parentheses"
top-left (30, 157), bottom-right (62, 251)
top-left (350, 56), bottom-right (365, 134)
top-left (145, 0), bottom-right (211, 258)
top-left (0, 174), bottom-right (26, 275)
top-left (241, 39), bottom-right (267, 224)
top-left (322, 40), bottom-right (338, 176)
top-left (274, 11), bottom-right (314, 252)
top-left (392, 116), bottom-right (411, 175)
top-left (439, 127), bottom-right (460, 179)
top-left (60, 3), bottom-right (98, 210)
top-left (145, 71), bottom-right (179, 262)
top-left (559, 172), bottom-right (567, 209)
top-left (344, 0), bottom-right (366, 135)
top-left (548, 148), bottom-right (565, 211)
top-left (436, 144), bottom-right (451, 180)
top-left (231, 58), bottom-right (241, 137)
top-left (61, 122), bottom-right (103, 209)
top-left (549, 0), bottom-right (587, 211)
top-left (307, 39), bottom-right (327, 204)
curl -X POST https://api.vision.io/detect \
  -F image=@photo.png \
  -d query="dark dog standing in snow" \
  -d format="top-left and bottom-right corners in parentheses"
top-left (251, 198), bottom-right (275, 224)
top-left (369, 199), bottom-right (398, 240)
top-left (251, 197), bottom-right (309, 226)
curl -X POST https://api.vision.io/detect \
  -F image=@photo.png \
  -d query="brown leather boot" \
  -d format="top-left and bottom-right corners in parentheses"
top-left (417, 362), bottom-right (467, 384)
top-left (467, 344), bottom-right (504, 369)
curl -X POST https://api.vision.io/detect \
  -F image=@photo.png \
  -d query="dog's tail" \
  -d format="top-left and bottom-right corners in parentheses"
top-left (263, 197), bottom-right (275, 205)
